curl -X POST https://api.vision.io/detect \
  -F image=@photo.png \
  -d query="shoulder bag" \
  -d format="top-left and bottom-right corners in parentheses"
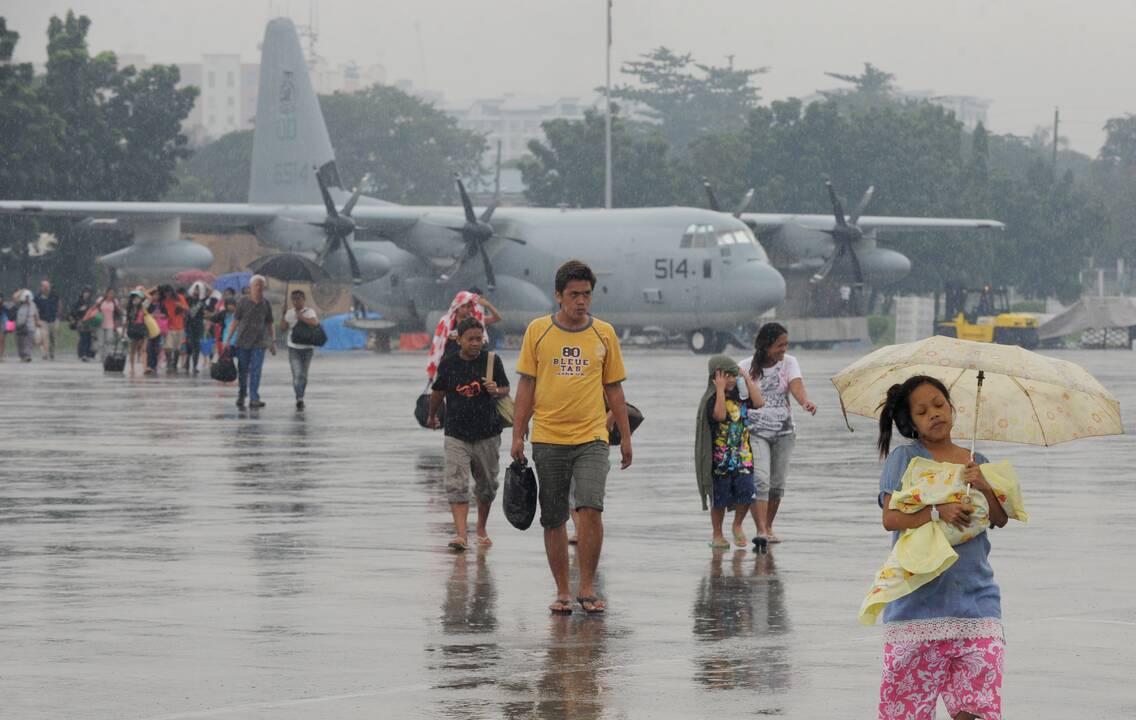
top-left (486, 351), bottom-right (514, 428)
top-left (291, 313), bottom-right (328, 347)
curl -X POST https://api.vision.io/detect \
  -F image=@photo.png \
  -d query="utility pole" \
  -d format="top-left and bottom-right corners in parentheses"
top-left (494, 139), bottom-right (502, 199)
top-left (604, 0), bottom-right (613, 209)
top-left (1052, 106), bottom-right (1060, 171)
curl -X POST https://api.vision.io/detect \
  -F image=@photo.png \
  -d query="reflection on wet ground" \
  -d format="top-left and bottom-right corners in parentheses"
top-left (692, 551), bottom-right (790, 694)
top-left (1, 350), bottom-right (1133, 718)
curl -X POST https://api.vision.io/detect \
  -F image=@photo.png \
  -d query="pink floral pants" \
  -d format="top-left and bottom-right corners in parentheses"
top-left (879, 637), bottom-right (1003, 719)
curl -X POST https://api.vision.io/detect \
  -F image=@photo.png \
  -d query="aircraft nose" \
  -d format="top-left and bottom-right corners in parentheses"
top-left (736, 260), bottom-right (786, 315)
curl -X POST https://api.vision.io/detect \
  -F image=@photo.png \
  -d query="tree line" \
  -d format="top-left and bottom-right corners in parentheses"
top-left (520, 55), bottom-right (1126, 302)
top-left (0, 13), bottom-right (196, 295)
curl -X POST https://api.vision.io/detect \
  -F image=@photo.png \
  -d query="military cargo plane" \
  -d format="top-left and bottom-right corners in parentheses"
top-left (0, 17), bottom-right (1002, 353)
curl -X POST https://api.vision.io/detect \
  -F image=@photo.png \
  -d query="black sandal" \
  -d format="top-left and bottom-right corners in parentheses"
top-left (752, 536), bottom-right (768, 553)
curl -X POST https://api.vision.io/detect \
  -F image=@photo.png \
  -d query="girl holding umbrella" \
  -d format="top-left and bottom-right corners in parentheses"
top-left (834, 336), bottom-right (1123, 720)
top-left (874, 375), bottom-right (1007, 720)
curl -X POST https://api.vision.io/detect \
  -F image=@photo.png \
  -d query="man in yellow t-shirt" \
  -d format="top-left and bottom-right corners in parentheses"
top-left (512, 260), bottom-right (632, 616)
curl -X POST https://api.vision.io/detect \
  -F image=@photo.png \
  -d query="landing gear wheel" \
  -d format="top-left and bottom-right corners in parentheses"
top-left (689, 328), bottom-right (728, 355)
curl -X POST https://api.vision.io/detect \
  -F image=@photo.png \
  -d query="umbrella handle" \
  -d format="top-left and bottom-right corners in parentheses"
top-left (970, 370), bottom-right (985, 461)
top-left (838, 393), bottom-right (854, 433)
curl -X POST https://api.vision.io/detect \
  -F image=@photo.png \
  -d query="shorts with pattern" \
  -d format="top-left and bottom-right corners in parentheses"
top-left (879, 636), bottom-right (1003, 720)
top-left (443, 435), bottom-right (501, 504)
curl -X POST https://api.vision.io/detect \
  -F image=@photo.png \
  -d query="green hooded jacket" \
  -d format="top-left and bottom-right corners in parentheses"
top-left (694, 354), bottom-right (743, 510)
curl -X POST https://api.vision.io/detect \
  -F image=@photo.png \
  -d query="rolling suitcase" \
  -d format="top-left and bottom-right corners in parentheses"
top-left (103, 333), bottom-right (126, 373)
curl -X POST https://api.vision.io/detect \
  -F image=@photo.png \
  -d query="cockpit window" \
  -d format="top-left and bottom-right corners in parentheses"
top-left (717, 228), bottom-right (754, 246)
top-left (680, 223), bottom-right (717, 248)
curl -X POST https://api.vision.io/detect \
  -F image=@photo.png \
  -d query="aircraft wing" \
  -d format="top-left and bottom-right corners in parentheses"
top-left (0, 200), bottom-right (282, 231)
top-left (739, 212), bottom-right (1005, 233)
top-left (0, 199), bottom-right (428, 236)
top-left (853, 216), bottom-right (1004, 232)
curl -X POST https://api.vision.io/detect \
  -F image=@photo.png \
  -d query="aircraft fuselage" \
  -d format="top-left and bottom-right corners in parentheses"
top-left (349, 206), bottom-right (786, 335)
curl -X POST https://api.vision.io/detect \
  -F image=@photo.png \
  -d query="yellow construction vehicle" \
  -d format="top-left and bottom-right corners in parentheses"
top-left (935, 284), bottom-right (1040, 349)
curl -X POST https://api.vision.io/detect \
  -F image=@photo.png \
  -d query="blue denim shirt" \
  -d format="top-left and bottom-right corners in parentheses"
top-left (877, 441), bottom-right (1001, 623)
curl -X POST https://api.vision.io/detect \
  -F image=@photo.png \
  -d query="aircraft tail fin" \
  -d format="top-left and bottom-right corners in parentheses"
top-left (248, 17), bottom-right (341, 205)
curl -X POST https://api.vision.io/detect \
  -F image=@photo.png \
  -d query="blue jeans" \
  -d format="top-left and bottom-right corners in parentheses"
top-left (77, 331), bottom-right (95, 359)
top-left (288, 347), bottom-right (313, 400)
top-left (236, 347), bottom-right (266, 400)
top-left (146, 336), bottom-right (161, 370)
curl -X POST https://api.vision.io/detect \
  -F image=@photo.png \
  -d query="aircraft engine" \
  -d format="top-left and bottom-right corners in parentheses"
top-left (856, 247), bottom-right (911, 285)
top-left (98, 240), bottom-right (214, 277)
top-left (97, 217), bottom-right (214, 278)
top-left (321, 244), bottom-right (391, 282)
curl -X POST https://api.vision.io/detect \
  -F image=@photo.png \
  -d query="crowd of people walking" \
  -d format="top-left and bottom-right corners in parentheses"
top-left (1, 275), bottom-right (319, 411)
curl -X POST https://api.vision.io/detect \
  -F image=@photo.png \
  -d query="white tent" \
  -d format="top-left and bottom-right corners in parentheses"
top-left (1038, 296), bottom-right (1136, 341)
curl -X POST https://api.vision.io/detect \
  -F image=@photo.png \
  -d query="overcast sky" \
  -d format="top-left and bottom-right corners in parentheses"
top-left (4, 0), bottom-right (1130, 153)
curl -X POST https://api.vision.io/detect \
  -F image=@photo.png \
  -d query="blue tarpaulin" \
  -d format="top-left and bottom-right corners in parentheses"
top-left (214, 272), bottom-right (252, 293)
top-left (319, 312), bottom-right (383, 351)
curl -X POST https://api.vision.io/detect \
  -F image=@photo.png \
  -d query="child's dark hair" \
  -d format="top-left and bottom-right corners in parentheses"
top-left (290, 289), bottom-right (306, 299)
top-left (554, 260), bottom-right (597, 293)
top-left (876, 375), bottom-right (953, 459)
top-left (456, 317), bottom-right (484, 336)
top-left (749, 322), bottom-right (788, 378)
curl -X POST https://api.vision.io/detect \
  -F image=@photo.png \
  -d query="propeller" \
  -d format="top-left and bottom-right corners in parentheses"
top-left (701, 177), bottom-right (755, 217)
top-left (439, 173), bottom-right (525, 291)
top-left (309, 165), bottom-right (368, 285)
top-left (811, 179), bottom-right (874, 285)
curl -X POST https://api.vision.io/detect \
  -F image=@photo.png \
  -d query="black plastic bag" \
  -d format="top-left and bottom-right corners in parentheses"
top-left (503, 459), bottom-right (537, 531)
top-left (414, 393), bottom-right (445, 428)
top-left (211, 349), bottom-right (237, 383)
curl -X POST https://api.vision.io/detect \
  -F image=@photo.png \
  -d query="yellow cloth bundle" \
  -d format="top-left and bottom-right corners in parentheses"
top-left (858, 457), bottom-right (1027, 626)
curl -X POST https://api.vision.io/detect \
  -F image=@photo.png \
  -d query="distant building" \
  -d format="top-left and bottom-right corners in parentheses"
top-left (310, 59), bottom-right (386, 96)
top-left (900, 91), bottom-right (991, 129)
top-left (447, 94), bottom-right (585, 163)
top-left (801, 89), bottom-right (991, 130)
top-left (117, 52), bottom-right (386, 145)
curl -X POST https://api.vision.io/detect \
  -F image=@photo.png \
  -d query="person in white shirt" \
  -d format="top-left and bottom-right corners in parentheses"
top-left (737, 322), bottom-right (817, 545)
top-left (279, 289), bottom-right (319, 411)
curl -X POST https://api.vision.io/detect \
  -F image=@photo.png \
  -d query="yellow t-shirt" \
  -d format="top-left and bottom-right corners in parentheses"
top-left (516, 314), bottom-right (627, 446)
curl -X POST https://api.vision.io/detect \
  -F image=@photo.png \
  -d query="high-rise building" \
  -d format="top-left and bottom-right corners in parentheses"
top-left (117, 52), bottom-right (386, 145)
top-left (447, 94), bottom-right (585, 163)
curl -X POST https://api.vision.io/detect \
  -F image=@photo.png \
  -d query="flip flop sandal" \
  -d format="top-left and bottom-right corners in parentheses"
top-left (708, 540), bottom-right (731, 549)
top-left (549, 599), bottom-right (574, 615)
top-left (475, 536), bottom-right (493, 546)
top-left (767, 534), bottom-right (782, 544)
top-left (752, 536), bottom-right (769, 553)
top-left (577, 596), bottom-right (606, 614)
top-left (447, 538), bottom-right (468, 552)
top-left (732, 530), bottom-right (748, 547)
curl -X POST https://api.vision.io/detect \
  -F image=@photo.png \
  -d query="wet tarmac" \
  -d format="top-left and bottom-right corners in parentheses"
top-left (1, 348), bottom-right (1133, 719)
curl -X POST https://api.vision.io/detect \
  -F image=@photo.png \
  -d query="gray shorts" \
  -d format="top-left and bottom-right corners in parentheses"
top-left (751, 432), bottom-right (796, 501)
top-left (532, 440), bottom-right (610, 529)
top-left (444, 435), bottom-right (501, 504)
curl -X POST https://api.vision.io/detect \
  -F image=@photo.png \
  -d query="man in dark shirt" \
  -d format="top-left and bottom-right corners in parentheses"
top-left (34, 279), bottom-right (61, 360)
top-left (225, 275), bottom-right (275, 409)
top-left (427, 317), bottom-right (510, 551)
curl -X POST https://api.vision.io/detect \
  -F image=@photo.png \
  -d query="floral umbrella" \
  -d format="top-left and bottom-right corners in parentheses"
top-left (831, 335), bottom-right (1123, 449)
